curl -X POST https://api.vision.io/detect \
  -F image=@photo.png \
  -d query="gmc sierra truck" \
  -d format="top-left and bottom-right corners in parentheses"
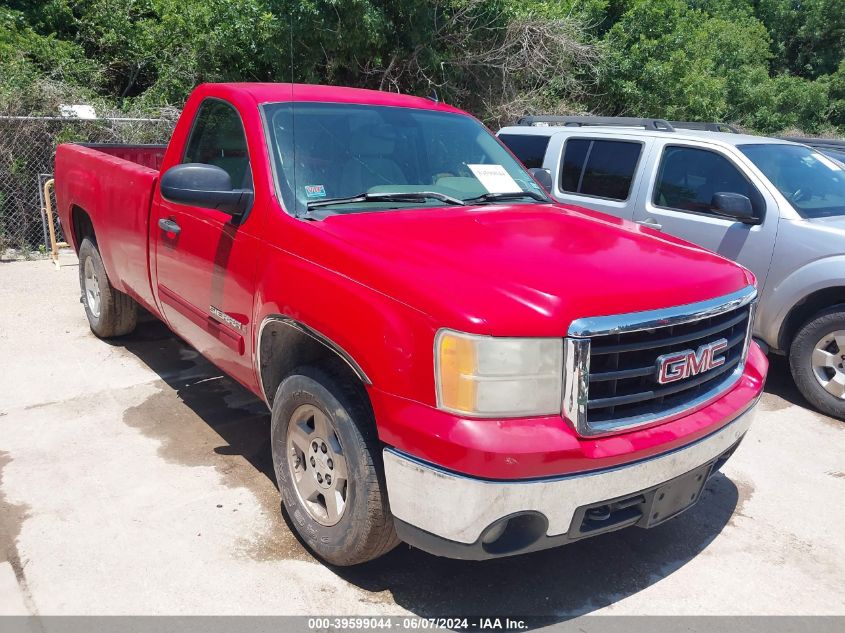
top-left (54, 83), bottom-right (766, 565)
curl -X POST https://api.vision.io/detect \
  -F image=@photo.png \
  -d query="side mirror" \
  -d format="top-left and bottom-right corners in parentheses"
top-left (711, 192), bottom-right (757, 223)
top-left (160, 163), bottom-right (253, 217)
top-left (528, 167), bottom-right (553, 193)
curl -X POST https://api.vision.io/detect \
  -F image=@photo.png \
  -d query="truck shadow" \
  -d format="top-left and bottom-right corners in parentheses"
top-left (761, 354), bottom-right (810, 409)
top-left (115, 317), bottom-right (741, 621)
top-left (335, 475), bottom-right (739, 619)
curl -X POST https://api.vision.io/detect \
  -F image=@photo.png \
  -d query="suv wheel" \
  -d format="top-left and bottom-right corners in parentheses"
top-left (270, 363), bottom-right (399, 565)
top-left (789, 306), bottom-right (845, 420)
top-left (78, 238), bottom-right (138, 338)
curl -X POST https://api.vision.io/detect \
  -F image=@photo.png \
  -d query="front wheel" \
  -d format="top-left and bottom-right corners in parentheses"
top-left (270, 363), bottom-right (399, 565)
top-left (789, 306), bottom-right (845, 420)
top-left (77, 238), bottom-right (138, 338)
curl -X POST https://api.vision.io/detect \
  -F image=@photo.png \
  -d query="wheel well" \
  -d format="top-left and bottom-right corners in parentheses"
top-left (779, 287), bottom-right (845, 351)
top-left (70, 205), bottom-right (95, 251)
top-left (258, 318), bottom-right (369, 408)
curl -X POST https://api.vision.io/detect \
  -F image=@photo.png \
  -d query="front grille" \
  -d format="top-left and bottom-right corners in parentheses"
top-left (564, 286), bottom-right (757, 436)
top-left (585, 304), bottom-right (751, 425)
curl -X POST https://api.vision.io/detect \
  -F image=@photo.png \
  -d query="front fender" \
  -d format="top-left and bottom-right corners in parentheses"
top-left (254, 242), bottom-right (439, 408)
top-left (759, 254), bottom-right (845, 349)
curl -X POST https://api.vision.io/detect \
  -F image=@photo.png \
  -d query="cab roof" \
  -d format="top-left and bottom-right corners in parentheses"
top-left (209, 82), bottom-right (467, 115)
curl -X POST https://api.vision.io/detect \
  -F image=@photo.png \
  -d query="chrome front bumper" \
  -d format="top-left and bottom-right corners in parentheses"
top-left (384, 403), bottom-right (756, 554)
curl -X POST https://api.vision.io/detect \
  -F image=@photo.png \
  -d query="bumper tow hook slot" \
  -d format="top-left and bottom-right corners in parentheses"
top-left (586, 505), bottom-right (611, 522)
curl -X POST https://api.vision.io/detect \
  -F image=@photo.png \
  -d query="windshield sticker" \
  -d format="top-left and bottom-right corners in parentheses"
top-left (468, 164), bottom-right (521, 193)
top-left (304, 184), bottom-right (327, 198)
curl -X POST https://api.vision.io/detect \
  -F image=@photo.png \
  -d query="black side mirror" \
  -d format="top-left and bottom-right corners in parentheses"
top-left (711, 192), bottom-right (757, 223)
top-left (160, 163), bottom-right (253, 217)
top-left (528, 167), bottom-right (553, 193)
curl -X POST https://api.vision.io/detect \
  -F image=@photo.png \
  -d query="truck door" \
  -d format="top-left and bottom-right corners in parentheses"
top-left (632, 141), bottom-right (778, 288)
top-left (152, 97), bottom-right (261, 386)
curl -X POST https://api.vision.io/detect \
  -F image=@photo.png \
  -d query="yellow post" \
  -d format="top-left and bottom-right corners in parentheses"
top-left (42, 178), bottom-right (68, 269)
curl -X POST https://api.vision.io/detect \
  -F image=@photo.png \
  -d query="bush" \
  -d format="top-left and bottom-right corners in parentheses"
top-left (0, 0), bottom-right (843, 134)
top-left (735, 72), bottom-right (831, 134)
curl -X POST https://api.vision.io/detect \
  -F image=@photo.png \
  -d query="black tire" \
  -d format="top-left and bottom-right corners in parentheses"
top-left (270, 363), bottom-right (399, 566)
top-left (77, 238), bottom-right (138, 338)
top-left (789, 305), bottom-right (845, 420)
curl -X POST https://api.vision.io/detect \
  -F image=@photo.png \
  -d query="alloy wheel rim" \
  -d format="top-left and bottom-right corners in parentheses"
top-left (811, 330), bottom-right (845, 400)
top-left (83, 257), bottom-right (101, 318)
top-left (286, 404), bottom-right (348, 526)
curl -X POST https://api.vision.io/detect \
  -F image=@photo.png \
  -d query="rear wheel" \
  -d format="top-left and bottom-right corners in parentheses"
top-left (77, 238), bottom-right (138, 338)
top-left (789, 306), bottom-right (845, 420)
top-left (270, 363), bottom-right (399, 565)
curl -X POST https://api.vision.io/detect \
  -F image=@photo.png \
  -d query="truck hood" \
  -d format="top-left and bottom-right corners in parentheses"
top-left (313, 203), bottom-right (752, 335)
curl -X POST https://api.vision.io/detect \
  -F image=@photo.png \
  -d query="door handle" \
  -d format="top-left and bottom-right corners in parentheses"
top-left (158, 218), bottom-right (181, 235)
top-left (636, 218), bottom-right (663, 231)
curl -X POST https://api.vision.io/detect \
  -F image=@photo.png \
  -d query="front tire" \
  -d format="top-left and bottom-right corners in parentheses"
top-left (789, 305), bottom-right (845, 420)
top-left (270, 363), bottom-right (399, 565)
top-left (78, 238), bottom-right (138, 338)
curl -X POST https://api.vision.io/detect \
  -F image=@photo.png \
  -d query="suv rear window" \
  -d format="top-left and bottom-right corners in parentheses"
top-left (498, 134), bottom-right (551, 169)
top-left (560, 139), bottom-right (642, 201)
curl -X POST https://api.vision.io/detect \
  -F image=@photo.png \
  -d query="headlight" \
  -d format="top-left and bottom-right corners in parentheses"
top-left (435, 329), bottom-right (563, 417)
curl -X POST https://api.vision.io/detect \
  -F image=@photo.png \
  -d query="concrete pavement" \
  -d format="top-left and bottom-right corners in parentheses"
top-left (0, 253), bottom-right (843, 617)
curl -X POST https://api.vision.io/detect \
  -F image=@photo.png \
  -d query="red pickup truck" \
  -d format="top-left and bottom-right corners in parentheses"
top-left (55, 83), bottom-right (767, 565)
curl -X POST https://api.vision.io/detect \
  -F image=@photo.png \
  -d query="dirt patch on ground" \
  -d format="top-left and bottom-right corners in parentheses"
top-left (122, 365), bottom-right (310, 562)
top-left (0, 451), bottom-right (31, 584)
top-left (727, 477), bottom-right (755, 526)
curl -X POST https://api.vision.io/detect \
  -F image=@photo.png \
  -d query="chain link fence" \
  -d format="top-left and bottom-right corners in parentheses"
top-left (0, 115), bottom-right (176, 259)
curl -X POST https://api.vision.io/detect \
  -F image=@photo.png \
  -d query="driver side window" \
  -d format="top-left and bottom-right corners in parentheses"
top-left (184, 99), bottom-right (253, 190)
top-left (654, 146), bottom-right (761, 216)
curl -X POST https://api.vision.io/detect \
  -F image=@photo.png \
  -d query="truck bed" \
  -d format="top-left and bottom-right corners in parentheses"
top-left (55, 143), bottom-right (163, 313)
top-left (79, 143), bottom-right (167, 171)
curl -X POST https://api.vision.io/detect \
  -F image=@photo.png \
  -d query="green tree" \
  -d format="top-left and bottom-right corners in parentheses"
top-left (596, 0), bottom-right (838, 133)
top-left (825, 59), bottom-right (845, 128)
top-left (0, 0), bottom-right (843, 132)
top-left (757, 0), bottom-right (845, 79)
top-left (0, 6), bottom-right (100, 112)
top-left (599, 0), bottom-right (768, 120)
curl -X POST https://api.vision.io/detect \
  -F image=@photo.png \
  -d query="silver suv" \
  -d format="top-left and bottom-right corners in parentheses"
top-left (498, 116), bottom-right (845, 420)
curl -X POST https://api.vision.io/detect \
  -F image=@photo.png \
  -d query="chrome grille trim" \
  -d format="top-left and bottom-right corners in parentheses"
top-left (568, 286), bottom-right (758, 338)
top-left (562, 338), bottom-right (590, 432)
top-left (563, 286), bottom-right (757, 437)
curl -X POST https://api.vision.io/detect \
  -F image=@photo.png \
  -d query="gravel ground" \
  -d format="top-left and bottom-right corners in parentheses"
top-left (0, 253), bottom-right (843, 618)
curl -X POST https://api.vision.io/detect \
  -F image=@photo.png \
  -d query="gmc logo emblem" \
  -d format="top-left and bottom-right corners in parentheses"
top-left (656, 338), bottom-right (728, 385)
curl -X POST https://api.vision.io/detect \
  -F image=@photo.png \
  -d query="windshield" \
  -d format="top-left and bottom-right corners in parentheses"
top-left (739, 143), bottom-right (845, 219)
top-left (262, 102), bottom-right (548, 217)
top-left (819, 147), bottom-right (845, 166)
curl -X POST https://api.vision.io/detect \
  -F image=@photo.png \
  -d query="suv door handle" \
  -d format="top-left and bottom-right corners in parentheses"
top-left (158, 218), bottom-right (181, 235)
top-left (636, 218), bottom-right (663, 231)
